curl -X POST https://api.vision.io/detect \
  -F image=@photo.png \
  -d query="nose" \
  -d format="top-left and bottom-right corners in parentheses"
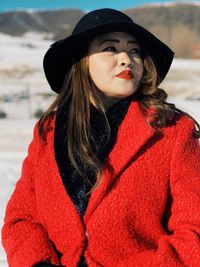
top-left (118, 52), bottom-right (133, 68)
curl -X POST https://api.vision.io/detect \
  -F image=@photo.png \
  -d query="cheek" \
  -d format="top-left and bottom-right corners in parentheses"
top-left (139, 67), bottom-right (144, 80)
top-left (89, 56), bottom-right (111, 84)
top-left (135, 61), bottom-right (144, 80)
top-left (88, 56), bottom-right (101, 80)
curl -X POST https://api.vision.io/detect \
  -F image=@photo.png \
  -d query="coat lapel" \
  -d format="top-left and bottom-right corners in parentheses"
top-left (46, 117), bottom-right (86, 242)
top-left (84, 101), bottom-right (156, 222)
top-left (108, 101), bottom-right (156, 173)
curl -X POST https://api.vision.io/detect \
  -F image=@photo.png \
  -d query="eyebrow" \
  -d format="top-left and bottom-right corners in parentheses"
top-left (98, 39), bottom-right (139, 46)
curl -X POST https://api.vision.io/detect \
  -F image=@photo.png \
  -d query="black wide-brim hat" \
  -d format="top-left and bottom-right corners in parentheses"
top-left (43, 8), bottom-right (174, 93)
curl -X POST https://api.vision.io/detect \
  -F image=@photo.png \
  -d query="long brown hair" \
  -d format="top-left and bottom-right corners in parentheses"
top-left (38, 49), bottom-right (200, 192)
top-left (139, 56), bottom-right (200, 137)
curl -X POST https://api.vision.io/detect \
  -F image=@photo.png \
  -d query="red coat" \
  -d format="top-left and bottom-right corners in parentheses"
top-left (2, 101), bottom-right (200, 267)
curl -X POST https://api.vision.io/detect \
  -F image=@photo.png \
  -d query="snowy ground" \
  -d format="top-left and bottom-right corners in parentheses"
top-left (0, 32), bottom-right (200, 266)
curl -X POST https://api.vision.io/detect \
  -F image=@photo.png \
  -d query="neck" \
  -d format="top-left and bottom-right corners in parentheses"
top-left (100, 95), bottom-right (122, 111)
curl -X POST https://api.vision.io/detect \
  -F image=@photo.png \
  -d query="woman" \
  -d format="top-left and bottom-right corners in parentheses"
top-left (2, 8), bottom-right (200, 267)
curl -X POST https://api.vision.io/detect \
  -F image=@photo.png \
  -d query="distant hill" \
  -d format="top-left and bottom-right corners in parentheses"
top-left (0, 9), bottom-right (85, 38)
top-left (125, 3), bottom-right (200, 58)
top-left (0, 3), bottom-right (200, 58)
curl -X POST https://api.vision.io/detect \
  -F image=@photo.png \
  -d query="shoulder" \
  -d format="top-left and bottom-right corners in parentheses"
top-left (173, 112), bottom-right (196, 130)
top-left (162, 112), bottom-right (198, 146)
top-left (170, 112), bottom-right (196, 137)
top-left (31, 113), bottom-right (56, 148)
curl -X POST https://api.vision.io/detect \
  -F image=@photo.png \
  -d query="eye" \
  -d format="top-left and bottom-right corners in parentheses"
top-left (129, 48), bottom-right (141, 57)
top-left (102, 46), bottom-right (117, 52)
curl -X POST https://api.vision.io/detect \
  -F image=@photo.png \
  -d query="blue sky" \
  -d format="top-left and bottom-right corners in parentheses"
top-left (0, 0), bottom-right (196, 13)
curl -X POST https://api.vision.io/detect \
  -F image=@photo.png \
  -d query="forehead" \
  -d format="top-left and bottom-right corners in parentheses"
top-left (95, 31), bottom-right (138, 43)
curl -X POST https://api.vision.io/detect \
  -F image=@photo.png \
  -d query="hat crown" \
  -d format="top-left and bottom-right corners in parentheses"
top-left (72, 8), bottom-right (133, 35)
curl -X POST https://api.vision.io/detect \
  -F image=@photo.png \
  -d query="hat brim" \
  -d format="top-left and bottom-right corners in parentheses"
top-left (43, 21), bottom-right (174, 93)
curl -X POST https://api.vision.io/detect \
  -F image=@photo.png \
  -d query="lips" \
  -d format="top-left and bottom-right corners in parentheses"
top-left (116, 70), bottom-right (134, 80)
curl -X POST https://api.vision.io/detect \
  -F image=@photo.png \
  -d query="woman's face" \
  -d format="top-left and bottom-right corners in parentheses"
top-left (88, 31), bottom-right (144, 108)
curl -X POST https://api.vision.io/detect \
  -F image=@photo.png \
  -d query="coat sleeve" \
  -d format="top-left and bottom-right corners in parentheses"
top-left (116, 117), bottom-right (200, 267)
top-left (1, 122), bottom-right (60, 267)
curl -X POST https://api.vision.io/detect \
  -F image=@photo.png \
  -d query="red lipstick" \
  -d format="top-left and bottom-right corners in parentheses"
top-left (116, 70), bottom-right (134, 80)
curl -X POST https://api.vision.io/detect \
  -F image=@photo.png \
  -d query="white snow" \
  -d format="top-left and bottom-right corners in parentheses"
top-left (171, 58), bottom-right (200, 70)
top-left (0, 32), bottom-right (200, 266)
top-left (0, 32), bottom-right (52, 70)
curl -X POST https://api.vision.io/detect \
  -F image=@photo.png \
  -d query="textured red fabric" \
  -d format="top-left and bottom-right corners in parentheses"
top-left (2, 101), bottom-right (200, 267)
